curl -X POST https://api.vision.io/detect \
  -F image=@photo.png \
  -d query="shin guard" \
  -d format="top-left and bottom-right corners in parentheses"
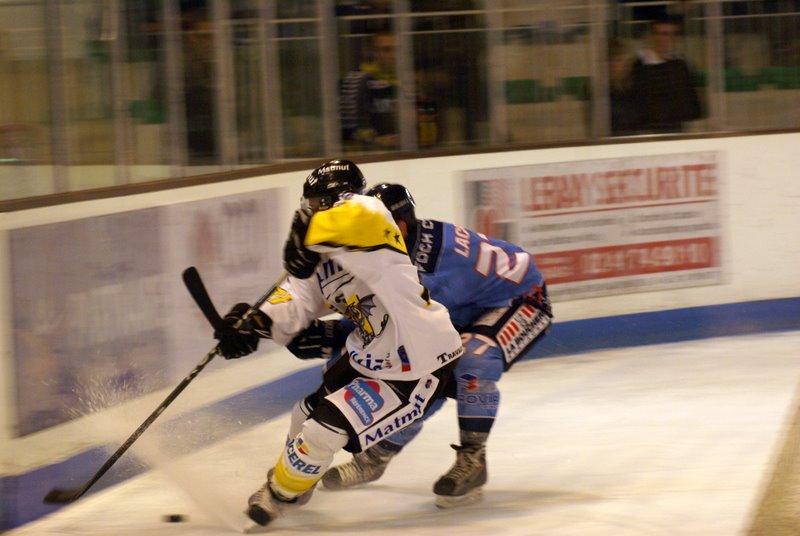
top-left (271, 418), bottom-right (348, 499)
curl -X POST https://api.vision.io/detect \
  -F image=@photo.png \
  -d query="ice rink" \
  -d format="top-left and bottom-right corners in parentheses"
top-left (11, 331), bottom-right (800, 536)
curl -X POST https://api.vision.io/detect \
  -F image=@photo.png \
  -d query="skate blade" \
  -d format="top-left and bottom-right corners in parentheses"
top-left (242, 505), bottom-right (276, 533)
top-left (435, 487), bottom-right (483, 509)
top-left (243, 523), bottom-right (269, 534)
top-left (320, 478), bottom-right (362, 491)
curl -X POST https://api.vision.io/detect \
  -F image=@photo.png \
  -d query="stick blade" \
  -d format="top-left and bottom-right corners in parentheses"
top-left (43, 487), bottom-right (84, 504)
top-left (182, 266), bottom-right (225, 330)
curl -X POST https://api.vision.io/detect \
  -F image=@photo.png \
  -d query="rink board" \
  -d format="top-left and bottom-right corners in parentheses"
top-left (3, 132), bottom-right (800, 530)
top-left (3, 296), bottom-right (799, 530)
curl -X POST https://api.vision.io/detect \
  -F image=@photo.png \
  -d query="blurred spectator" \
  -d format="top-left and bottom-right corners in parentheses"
top-left (608, 39), bottom-right (641, 135)
top-left (340, 29), bottom-right (442, 151)
top-left (630, 15), bottom-right (702, 133)
top-left (340, 31), bottom-right (400, 150)
top-left (182, 8), bottom-right (216, 163)
top-left (336, 0), bottom-right (392, 34)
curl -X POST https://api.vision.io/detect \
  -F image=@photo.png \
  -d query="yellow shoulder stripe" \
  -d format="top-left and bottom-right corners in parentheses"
top-left (305, 200), bottom-right (407, 254)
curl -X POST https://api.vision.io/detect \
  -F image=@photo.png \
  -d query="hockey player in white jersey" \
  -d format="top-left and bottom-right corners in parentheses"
top-left (287, 183), bottom-right (552, 508)
top-left (212, 160), bottom-right (463, 527)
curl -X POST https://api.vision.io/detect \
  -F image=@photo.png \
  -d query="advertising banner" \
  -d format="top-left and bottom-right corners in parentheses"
top-left (463, 152), bottom-right (722, 301)
top-left (9, 189), bottom-right (284, 436)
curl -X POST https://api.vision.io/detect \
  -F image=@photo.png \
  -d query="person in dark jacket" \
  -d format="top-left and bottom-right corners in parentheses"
top-left (631, 15), bottom-right (702, 133)
top-left (340, 31), bottom-right (400, 150)
top-left (609, 39), bottom-right (642, 136)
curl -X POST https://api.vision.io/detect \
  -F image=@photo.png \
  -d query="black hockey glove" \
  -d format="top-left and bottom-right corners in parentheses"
top-left (286, 319), bottom-right (352, 361)
top-left (214, 303), bottom-right (273, 359)
top-left (283, 207), bottom-right (320, 279)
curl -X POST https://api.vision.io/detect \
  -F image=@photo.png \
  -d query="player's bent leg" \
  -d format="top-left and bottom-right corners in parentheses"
top-left (285, 392), bottom-right (319, 443)
top-left (321, 439), bottom-right (397, 490)
top-left (455, 340), bottom-right (503, 438)
top-left (434, 334), bottom-right (503, 508)
top-left (248, 417), bottom-right (348, 526)
top-left (322, 385), bottom-right (450, 489)
top-left (322, 418), bottom-right (424, 490)
top-left (319, 367), bottom-right (449, 492)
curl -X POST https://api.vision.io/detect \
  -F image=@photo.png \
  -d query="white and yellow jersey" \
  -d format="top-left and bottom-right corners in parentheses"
top-left (262, 194), bottom-right (463, 380)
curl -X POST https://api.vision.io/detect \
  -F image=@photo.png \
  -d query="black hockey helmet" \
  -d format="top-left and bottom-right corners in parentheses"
top-left (302, 159), bottom-right (366, 211)
top-left (365, 182), bottom-right (417, 230)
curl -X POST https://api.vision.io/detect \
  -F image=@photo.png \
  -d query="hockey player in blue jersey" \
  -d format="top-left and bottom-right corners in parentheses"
top-left (287, 183), bottom-right (553, 508)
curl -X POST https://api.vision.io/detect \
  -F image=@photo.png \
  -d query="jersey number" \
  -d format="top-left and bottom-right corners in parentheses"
top-left (474, 242), bottom-right (530, 284)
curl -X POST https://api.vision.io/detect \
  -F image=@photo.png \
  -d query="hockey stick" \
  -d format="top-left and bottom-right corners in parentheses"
top-left (182, 266), bottom-right (225, 331)
top-left (43, 268), bottom-right (287, 504)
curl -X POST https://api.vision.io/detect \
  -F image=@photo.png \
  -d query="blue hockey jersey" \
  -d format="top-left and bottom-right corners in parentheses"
top-left (410, 219), bottom-right (545, 330)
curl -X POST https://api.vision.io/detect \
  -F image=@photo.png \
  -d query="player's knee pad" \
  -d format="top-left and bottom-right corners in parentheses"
top-left (300, 417), bottom-right (349, 456)
top-left (273, 418), bottom-right (348, 498)
top-left (287, 394), bottom-right (318, 441)
top-left (456, 335), bottom-right (505, 382)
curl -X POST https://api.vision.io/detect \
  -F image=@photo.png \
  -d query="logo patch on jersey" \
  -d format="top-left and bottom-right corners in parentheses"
top-left (412, 220), bottom-right (444, 274)
top-left (435, 345), bottom-right (463, 365)
top-left (351, 351), bottom-right (390, 371)
top-left (328, 378), bottom-right (403, 435)
top-left (294, 437), bottom-right (309, 456)
top-left (359, 374), bottom-right (439, 450)
top-left (344, 378), bottom-right (385, 425)
top-left (284, 439), bottom-right (321, 475)
top-left (397, 345), bottom-right (411, 372)
top-left (496, 303), bottom-right (551, 367)
top-left (316, 259), bottom-right (345, 286)
top-left (460, 373), bottom-right (479, 392)
top-left (344, 293), bottom-right (389, 345)
top-left (459, 391), bottom-right (500, 409)
top-left (267, 286), bottom-right (292, 305)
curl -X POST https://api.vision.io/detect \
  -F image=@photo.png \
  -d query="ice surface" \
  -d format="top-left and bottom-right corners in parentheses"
top-left (13, 331), bottom-right (800, 535)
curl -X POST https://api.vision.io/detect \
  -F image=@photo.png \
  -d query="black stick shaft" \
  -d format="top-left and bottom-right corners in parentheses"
top-left (44, 271), bottom-right (287, 504)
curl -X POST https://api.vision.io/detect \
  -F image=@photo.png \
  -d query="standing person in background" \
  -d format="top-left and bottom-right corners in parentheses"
top-left (182, 8), bottom-right (216, 163)
top-left (609, 39), bottom-right (642, 136)
top-left (631, 15), bottom-right (702, 133)
top-left (340, 30), bottom-right (440, 150)
top-left (340, 31), bottom-right (401, 150)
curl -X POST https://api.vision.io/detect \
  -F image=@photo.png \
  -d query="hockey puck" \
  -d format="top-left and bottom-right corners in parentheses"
top-left (163, 514), bottom-right (187, 523)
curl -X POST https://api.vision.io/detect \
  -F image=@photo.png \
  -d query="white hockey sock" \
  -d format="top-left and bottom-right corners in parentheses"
top-left (285, 398), bottom-right (315, 443)
top-left (271, 419), bottom-right (348, 498)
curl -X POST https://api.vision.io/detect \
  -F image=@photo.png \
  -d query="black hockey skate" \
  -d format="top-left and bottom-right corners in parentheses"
top-left (246, 484), bottom-right (290, 527)
top-left (433, 443), bottom-right (487, 509)
top-left (321, 442), bottom-right (396, 490)
top-left (246, 473), bottom-right (316, 527)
